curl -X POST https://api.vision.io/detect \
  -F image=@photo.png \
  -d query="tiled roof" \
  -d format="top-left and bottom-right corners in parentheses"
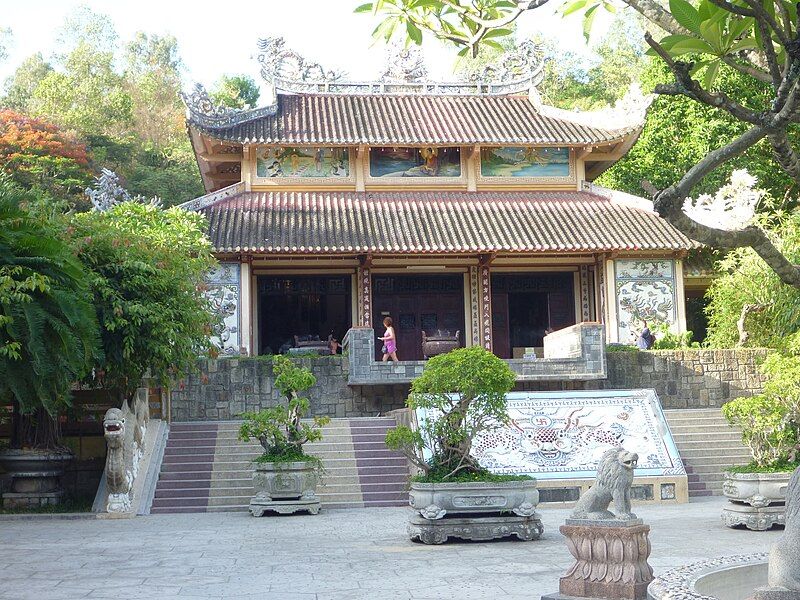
top-left (190, 93), bottom-right (638, 146)
top-left (197, 190), bottom-right (695, 254)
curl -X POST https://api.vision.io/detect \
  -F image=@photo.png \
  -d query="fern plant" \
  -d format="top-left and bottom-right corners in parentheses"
top-left (0, 179), bottom-right (100, 449)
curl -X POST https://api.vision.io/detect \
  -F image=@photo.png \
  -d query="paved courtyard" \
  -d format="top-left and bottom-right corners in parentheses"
top-left (0, 497), bottom-right (779, 600)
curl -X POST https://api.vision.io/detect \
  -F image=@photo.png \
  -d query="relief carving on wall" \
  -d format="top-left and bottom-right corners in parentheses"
top-left (614, 259), bottom-right (676, 344)
top-left (206, 262), bottom-right (241, 355)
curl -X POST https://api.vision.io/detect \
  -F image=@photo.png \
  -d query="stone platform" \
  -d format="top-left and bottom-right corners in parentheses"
top-left (408, 513), bottom-right (544, 544)
top-left (249, 497), bottom-right (321, 516)
top-left (722, 502), bottom-right (786, 531)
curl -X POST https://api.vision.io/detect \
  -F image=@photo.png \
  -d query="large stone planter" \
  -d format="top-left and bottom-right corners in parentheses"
top-left (249, 460), bottom-right (320, 516)
top-left (722, 471), bottom-right (791, 531)
top-left (0, 448), bottom-right (73, 509)
top-left (407, 479), bottom-right (543, 543)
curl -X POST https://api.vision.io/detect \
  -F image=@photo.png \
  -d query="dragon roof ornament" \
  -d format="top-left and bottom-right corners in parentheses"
top-left (180, 83), bottom-right (277, 129)
top-left (256, 36), bottom-right (544, 96)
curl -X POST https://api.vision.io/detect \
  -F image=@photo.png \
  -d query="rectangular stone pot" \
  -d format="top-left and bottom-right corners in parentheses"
top-left (722, 470), bottom-right (791, 530)
top-left (407, 479), bottom-right (543, 543)
top-left (409, 479), bottom-right (539, 519)
top-left (249, 460), bottom-right (321, 516)
top-left (722, 471), bottom-right (791, 507)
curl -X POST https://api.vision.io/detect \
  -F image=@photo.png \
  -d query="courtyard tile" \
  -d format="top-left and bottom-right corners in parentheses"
top-left (0, 498), bottom-right (781, 600)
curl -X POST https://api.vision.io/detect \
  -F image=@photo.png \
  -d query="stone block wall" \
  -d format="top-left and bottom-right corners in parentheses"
top-left (170, 357), bottom-right (408, 421)
top-left (170, 348), bottom-right (770, 420)
top-left (588, 349), bottom-right (768, 409)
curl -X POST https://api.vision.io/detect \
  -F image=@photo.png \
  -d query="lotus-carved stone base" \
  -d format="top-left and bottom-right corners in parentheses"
top-left (722, 503), bottom-right (785, 531)
top-left (249, 498), bottom-right (321, 517)
top-left (408, 513), bottom-right (543, 544)
top-left (544, 521), bottom-right (653, 600)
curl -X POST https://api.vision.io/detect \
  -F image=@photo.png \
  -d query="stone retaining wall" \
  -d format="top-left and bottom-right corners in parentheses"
top-left (590, 349), bottom-right (768, 409)
top-left (170, 357), bottom-right (408, 421)
top-left (170, 349), bottom-right (769, 420)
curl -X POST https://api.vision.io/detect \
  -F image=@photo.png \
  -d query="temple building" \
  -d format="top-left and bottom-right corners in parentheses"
top-left (182, 38), bottom-right (696, 366)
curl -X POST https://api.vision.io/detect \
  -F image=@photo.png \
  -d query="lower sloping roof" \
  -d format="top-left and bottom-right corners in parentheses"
top-left (196, 190), bottom-right (695, 254)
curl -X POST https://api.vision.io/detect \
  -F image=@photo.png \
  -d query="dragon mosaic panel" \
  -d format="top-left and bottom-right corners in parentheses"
top-left (614, 259), bottom-right (676, 344)
top-left (206, 262), bottom-right (241, 355)
top-left (416, 390), bottom-right (684, 480)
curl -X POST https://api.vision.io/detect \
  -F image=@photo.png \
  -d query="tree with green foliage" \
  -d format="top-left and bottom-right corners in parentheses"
top-left (723, 332), bottom-right (800, 470)
top-left (539, 15), bottom-right (646, 110)
top-left (239, 355), bottom-right (330, 463)
top-left (359, 0), bottom-right (800, 292)
top-left (211, 75), bottom-right (261, 110)
top-left (71, 199), bottom-right (216, 404)
top-left (599, 58), bottom-right (791, 200)
top-left (0, 178), bottom-right (100, 449)
top-left (385, 346), bottom-right (517, 480)
top-left (706, 210), bottom-right (800, 348)
top-left (2, 53), bottom-right (53, 113)
top-left (32, 40), bottom-right (132, 138)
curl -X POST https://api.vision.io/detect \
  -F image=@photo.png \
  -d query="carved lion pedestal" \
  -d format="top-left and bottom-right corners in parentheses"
top-left (543, 520), bottom-right (654, 600)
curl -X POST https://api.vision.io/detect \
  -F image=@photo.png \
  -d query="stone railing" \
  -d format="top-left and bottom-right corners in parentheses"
top-left (342, 322), bottom-right (606, 385)
top-left (94, 388), bottom-right (168, 516)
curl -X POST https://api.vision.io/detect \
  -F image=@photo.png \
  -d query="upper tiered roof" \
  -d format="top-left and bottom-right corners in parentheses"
top-left (186, 92), bottom-right (639, 147)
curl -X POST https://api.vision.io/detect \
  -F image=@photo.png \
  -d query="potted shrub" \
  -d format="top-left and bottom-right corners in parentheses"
top-left (721, 347), bottom-right (800, 530)
top-left (386, 345), bottom-right (542, 544)
top-left (239, 355), bottom-right (330, 516)
top-left (0, 183), bottom-right (100, 509)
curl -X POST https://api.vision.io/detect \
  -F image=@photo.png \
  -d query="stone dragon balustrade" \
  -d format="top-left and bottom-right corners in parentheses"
top-left (101, 389), bottom-right (150, 514)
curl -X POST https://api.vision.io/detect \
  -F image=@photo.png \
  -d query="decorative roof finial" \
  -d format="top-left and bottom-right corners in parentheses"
top-left (180, 83), bottom-right (277, 129)
top-left (257, 37), bottom-right (345, 94)
top-left (381, 43), bottom-right (428, 84)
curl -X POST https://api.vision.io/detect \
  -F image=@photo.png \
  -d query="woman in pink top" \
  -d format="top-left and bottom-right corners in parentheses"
top-left (379, 316), bottom-right (399, 362)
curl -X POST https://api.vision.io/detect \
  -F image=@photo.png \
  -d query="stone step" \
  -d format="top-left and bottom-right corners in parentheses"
top-left (674, 440), bottom-right (747, 451)
top-left (668, 432), bottom-right (744, 443)
top-left (681, 444), bottom-right (750, 462)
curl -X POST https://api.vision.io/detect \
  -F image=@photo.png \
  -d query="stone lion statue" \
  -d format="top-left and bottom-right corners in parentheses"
top-left (571, 447), bottom-right (638, 521)
top-left (765, 465), bottom-right (800, 591)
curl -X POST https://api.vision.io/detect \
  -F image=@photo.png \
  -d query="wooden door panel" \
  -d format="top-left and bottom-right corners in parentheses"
top-left (492, 292), bottom-right (510, 359)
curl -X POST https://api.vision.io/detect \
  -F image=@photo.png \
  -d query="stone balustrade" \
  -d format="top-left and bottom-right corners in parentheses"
top-left (342, 322), bottom-right (606, 385)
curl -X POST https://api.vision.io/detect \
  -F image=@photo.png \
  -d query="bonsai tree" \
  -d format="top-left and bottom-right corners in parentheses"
top-left (723, 334), bottom-right (800, 472)
top-left (239, 356), bottom-right (330, 464)
top-left (386, 345), bottom-right (517, 481)
top-left (0, 179), bottom-right (100, 450)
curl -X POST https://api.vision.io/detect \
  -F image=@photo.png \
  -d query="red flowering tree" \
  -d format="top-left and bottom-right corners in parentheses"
top-left (0, 109), bottom-right (94, 201)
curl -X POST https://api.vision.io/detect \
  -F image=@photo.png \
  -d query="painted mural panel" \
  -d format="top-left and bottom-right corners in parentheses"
top-left (369, 146), bottom-right (461, 178)
top-left (615, 259), bottom-right (676, 344)
top-left (206, 262), bottom-right (240, 355)
top-left (480, 146), bottom-right (570, 177)
top-left (256, 146), bottom-right (350, 178)
top-left (416, 390), bottom-right (685, 479)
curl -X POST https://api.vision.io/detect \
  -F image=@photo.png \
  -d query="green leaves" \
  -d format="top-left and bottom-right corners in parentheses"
top-left (669, 0), bottom-right (702, 35)
top-left (402, 346), bottom-right (516, 479)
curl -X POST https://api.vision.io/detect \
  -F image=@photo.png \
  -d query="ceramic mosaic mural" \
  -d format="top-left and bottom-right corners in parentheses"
top-left (480, 146), bottom-right (569, 177)
top-left (256, 146), bottom-right (349, 178)
top-left (417, 390), bottom-right (684, 480)
top-left (369, 147), bottom-right (461, 177)
top-left (614, 259), bottom-right (676, 343)
top-left (206, 262), bottom-right (240, 355)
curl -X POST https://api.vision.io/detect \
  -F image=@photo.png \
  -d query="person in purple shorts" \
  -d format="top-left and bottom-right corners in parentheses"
top-left (379, 316), bottom-right (399, 362)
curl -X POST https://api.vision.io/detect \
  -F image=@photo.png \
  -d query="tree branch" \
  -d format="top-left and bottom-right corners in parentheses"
top-left (646, 33), bottom-right (765, 125)
top-left (621, 0), bottom-right (688, 35)
top-left (721, 55), bottom-right (772, 83)
top-left (768, 131), bottom-right (800, 184)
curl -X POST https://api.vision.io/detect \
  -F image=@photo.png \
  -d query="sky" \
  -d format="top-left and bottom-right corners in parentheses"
top-left (0, 0), bottom-right (612, 96)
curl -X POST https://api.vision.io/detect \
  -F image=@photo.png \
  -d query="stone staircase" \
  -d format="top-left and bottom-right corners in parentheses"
top-left (150, 417), bottom-right (410, 514)
top-left (664, 408), bottom-right (751, 497)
